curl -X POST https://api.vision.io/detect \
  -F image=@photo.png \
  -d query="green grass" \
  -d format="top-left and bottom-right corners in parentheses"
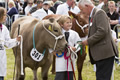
top-left (5, 48), bottom-right (120, 80)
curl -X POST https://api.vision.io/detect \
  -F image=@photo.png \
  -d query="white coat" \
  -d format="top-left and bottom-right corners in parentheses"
top-left (0, 24), bottom-right (19, 76)
top-left (71, 6), bottom-right (80, 14)
top-left (96, 2), bottom-right (104, 9)
top-left (31, 8), bottom-right (54, 20)
top-left (56, 29), bottom-right (81, 72)
top-left (56, 3), bottom-right (72, 15)
top-left (25, 5), bottom-right (33, 15)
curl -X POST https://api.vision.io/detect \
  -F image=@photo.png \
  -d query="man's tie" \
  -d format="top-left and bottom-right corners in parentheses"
top-left (68, 6), bottom-right (71, 10)
top-left (65, 32), bottom-right (69, 42)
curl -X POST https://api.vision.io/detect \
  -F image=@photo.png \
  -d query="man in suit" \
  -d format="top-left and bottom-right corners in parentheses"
top-left (78, 0), bottom-right (118, 80)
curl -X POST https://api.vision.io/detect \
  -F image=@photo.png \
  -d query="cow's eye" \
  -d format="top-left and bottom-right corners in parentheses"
top-left (54, 30), bottom-right (58, 32)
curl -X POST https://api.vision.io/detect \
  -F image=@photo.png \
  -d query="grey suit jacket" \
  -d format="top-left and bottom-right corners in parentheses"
top-left (87, 8), bottom-right (118, 64)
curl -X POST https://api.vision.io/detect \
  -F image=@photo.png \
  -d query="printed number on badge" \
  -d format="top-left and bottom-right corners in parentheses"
top-left (30, 48), bottom-right (44, 62)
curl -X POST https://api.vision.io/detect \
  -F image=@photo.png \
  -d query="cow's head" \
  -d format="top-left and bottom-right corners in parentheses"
top-left (68, 11), bottom-right (89, 37)
top-left (39, 18), bottom-right (67, 52)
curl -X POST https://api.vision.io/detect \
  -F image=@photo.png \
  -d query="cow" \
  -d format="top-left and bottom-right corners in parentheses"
top-left (10, 16), bottom-right (67, 80)
top-left (43, 11), bottom-right (89, 80)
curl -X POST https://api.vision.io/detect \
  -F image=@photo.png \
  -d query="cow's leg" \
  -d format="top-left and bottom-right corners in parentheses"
top-left (15, 67), bottom-right (25, 80)
top-left (77, 46), bottom-right (86, 80)
top-left (41, 63), bottom-right (51, 80)
top-left (41, 55), bottom-right (53, 80)
top-left (33, 69), bottom-right (38, 80)
top-left (51, 55), bottom-right (56, 74)
top-left (15, 58), bottom-right (25, 80)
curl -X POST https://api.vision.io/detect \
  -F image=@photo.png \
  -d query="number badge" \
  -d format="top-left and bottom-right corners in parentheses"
top-left (30, 48), bottom-right (44, 62)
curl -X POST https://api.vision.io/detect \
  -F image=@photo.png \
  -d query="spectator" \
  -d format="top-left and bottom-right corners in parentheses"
top-left (52, 0), bottom-right (57, 3)
top-left (25, 0), bottom-right (33, 15)
top-left (7, 1), bottom-right (18, 18)
top-left (23, 0), bottom-right (28, 15)
top-left (16, 0), bottom-right (23, 14)
top-left (71, 1), bottom-right (80, 14)
top-left (101, 0), bottom-right (109, 13)
top-left (13, 0), bottom-right (19, 10)
top-left (53, 0), bottom-right (63, 13)
top-left (56, 0), bottom-right (74, 15)
top-left (48, 1), bottom-right (56, 14)
top-left (107, 1), bottom-right (119, 38)
top-left (31, 1), bottom-right (54, 20)
top-left (33, 0), bottom-right (37, 7)
top-left (27, 0), bottom-right (43, 15)
top-left (96, 0), bottom-right (104, 9)
top-left (116, 1), bottom-right (120, 14)
top-left (18, 2), bottom-right (23, 14)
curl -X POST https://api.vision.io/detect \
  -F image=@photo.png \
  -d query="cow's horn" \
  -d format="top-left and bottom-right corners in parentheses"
top-left (49, 18), bottom-right (55, 23)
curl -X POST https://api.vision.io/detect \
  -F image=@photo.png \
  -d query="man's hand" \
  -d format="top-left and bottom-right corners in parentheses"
top-left (71, 47), bottom-right (76, 52)
top-left (17, 36), bottom-right (21, 41)
top-left (82, 40), bottom-right (88, 46)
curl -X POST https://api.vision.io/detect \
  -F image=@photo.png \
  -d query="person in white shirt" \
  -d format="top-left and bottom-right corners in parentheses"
top-left (71, 1), bottom-right (80, 14)
top-left (25, 0), bottom-right (33, 15)
top-left (56, 0), bottom-right (75, 15)
top-left (53, 15), bottom-right (81, 80)
top-left (31, 1), bottom-right (54, 20)
top-left (0, 7), bottom-right (21, 80)
top-left (96, 0), bottom-right (104, 9)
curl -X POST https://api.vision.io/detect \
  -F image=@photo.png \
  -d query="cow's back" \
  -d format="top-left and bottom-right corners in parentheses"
top-left (11, 16), bottom-right (39, 38)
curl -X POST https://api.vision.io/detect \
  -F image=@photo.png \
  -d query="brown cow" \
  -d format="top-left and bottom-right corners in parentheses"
top-left (10, 16), bottom-right (67, 80)
top-left (69, 11), bottom-right (88, 80)
top-left (43, 11), bottom-right (89, 80)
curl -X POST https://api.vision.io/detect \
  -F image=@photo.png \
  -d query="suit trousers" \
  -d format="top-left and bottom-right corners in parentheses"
top-left (55, 71), bottom-right (73, 80)
top-left (0, 77), bottom-right (4, 80)
top-left (96, 56), bottom-right (115, 80)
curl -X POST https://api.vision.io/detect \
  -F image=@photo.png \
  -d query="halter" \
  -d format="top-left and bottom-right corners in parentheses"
top-left (42, 20), bottom-right (64, 50)
top-left (75, 19), bottom-right (89, 33)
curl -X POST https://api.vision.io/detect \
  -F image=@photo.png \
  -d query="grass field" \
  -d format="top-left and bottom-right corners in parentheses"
top-left (4, 48), bottom-right (120, 80)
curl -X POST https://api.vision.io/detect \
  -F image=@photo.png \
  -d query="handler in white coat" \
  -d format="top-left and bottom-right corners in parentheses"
top-left (54, 15), bottom-right (81, 80)
top-left (0, 7), bottom-right (21, 80)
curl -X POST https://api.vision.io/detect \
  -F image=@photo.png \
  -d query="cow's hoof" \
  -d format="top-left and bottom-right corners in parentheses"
top-left (19, 75), bottom-right (25, 80)
top-left (43, 77), bottom-right (48, 80)
top-left (51, 70), bottom-right (56, 74)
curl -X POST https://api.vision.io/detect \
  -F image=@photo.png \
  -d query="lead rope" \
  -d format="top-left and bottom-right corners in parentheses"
top-left (64, 47), bottom-right (71, 80)
top-left (19, 35), bottom-right (24, 75)
top-left (69, 47), bottom-right (77, 80)
top-left (70, 56), bottom-right (76, 80)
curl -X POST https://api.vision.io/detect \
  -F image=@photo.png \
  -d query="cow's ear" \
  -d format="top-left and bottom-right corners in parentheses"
top-left (49, 18), bottom-right (55, 23)
top-left (68, 11), bottom-right (77, 19)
